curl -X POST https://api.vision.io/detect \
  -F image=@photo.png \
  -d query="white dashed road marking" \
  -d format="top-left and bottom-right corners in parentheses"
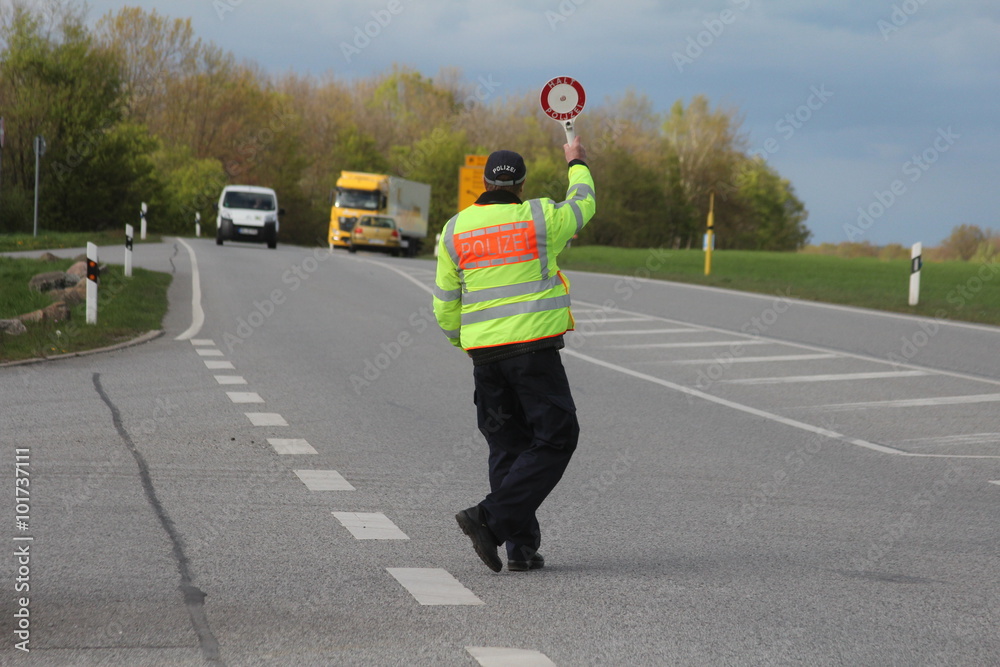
top-left (466, 646), bottom-right (557, 667)
top-left (814, 393), bottom-right (1000, 412)
top-left (990, 481), bottom-right (1000, 486)
top-left (387, 568), bottom-right (484, 606)
top-left (295, 470), bottom-right (355, 491)
top-left (333, 512), bottom-right (406, 539)
top-left (723, 370), bottom-right (928, 385)
top-left (190, 339), bottom-right (215, 346)
top-left (602, 339), bottom-right (771, 349)
top-left (669, 353), bottom-right (838, 365)
top-left (574, 327), bottom-right (699, 335)
top-left (215, 375), bottom-right (247, 385)
top-left (268, 438), bottom-right (318, 455)
top-left (227, 391), bottom-right (263, 403)
top-left (204, 360), bottom-right (235, 370)
top-left (245, 413), bottom-right (287, 426)
top-left (196, 348), bottom-right (225, 357)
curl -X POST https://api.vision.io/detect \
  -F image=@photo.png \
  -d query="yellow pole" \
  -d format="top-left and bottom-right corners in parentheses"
top-left (704, 190), bottom-right (715, 276)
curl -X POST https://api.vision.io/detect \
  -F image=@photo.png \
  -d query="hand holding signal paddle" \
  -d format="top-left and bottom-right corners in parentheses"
top-left (540, 76), bottom-right (586, 144)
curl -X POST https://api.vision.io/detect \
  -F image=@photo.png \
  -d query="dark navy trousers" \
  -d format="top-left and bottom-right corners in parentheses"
top-left (473, 348), bottom-right (579, 561)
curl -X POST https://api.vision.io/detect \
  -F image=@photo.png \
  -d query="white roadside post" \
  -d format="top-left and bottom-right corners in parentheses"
top-left (195, 212), bottom-right (201, 238)
top-left (140, 202), bottom-right (148, 240)
top-left (124, 224), bottom-right (133, 277)
top-left (86, 242), bottom-right (99, 324)
top-left (909, 242), bottom-right (922, 306)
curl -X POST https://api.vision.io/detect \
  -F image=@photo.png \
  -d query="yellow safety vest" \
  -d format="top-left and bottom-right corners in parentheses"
top-left (433, 163), bottom-right (596, 350)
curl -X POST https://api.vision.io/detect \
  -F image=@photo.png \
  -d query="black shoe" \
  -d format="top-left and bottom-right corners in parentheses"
top-left (455, 506), bottom-right (502, 573)
top-left (508, 553), bottom-right (545, 572)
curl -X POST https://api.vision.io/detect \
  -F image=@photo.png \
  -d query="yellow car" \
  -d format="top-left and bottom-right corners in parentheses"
top-left (348, 216), bottom-right (402, 256)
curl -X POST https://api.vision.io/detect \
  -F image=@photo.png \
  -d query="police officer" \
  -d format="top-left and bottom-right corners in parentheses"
top-left (433, 137), bottom-right (596, 572)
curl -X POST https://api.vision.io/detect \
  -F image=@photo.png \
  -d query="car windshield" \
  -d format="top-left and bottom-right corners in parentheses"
top-left (224, 192), bottom-right (275, 211)
top-left (336, 188), bottom-right (379, 210)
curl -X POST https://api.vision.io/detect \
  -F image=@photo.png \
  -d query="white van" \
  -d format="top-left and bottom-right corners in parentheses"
top-left (216, 185), bottom-right (282, 249)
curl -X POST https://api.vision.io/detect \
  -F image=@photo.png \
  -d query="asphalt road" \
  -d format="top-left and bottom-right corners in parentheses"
top-left (2, 238), bottom-right (998, 666)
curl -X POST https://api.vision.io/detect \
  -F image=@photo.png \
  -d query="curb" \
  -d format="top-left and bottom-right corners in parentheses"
top-left (0, 330), bottom-right (164, 368)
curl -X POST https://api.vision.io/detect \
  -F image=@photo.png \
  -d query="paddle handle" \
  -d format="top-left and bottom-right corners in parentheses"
top-left (563, 120), bottom-right (576, 144)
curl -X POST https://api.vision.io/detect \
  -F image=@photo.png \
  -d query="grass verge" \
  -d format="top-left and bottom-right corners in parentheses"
top-left (0, 256), bottom-right (171, 363)
top-left (558, 246), bottom-right (1000, 326)
top-left (0, 230), bottom-right (162, 253)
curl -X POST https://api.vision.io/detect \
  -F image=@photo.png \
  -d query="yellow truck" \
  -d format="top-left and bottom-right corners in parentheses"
top-left (328, 172), bottom-right (431, 257)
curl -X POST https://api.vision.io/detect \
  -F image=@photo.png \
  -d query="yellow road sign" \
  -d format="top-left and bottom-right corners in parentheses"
top-left (459, 155), bottom-right (487, 212)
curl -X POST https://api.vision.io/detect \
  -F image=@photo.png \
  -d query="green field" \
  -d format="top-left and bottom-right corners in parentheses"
top-left (0, 256), bottom-right (171, 363)
top-left (0, 230), bottom-right (162, 253)
top-left (558, 246), bottom-right (1000, 326)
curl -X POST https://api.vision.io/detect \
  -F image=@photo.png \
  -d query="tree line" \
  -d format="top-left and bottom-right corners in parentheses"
top-left (0, 1), bottom-right (811, 250)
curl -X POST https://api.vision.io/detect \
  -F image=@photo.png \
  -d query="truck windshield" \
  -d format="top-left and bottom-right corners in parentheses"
top-left (336, 188), bottom-right (380, 210)
top-left (224, 192), bottom-right (275, 211)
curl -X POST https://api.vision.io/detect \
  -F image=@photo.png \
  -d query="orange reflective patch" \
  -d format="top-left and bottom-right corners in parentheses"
top-left (455, 221), bottom-right (538, 270)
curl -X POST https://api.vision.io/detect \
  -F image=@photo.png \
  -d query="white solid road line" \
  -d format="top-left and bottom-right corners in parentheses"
top-left (245, 413), bottom-right (287, 426)
top-left (294, 470), bottom-right (355, 491)
top-left (268, 438), bottom-right (318, 455)
top-left (466, 647), bottom-right (557, 667)
top-left (204, 360), bottom-right (235, 370)
top-left (365, 263), bottom-right (999, 459)
top-left (572, 269), bottom-right (1000, 334)
top-left (333, 512), bottom-right (407, 539)
top-left (387, 568), bottom-right (484, 606)
top-left (813, 393), bottom-right (1000, 412)
top-left (563, 349), bottom-right (1000, 459)
top-left (572, 299), bottom-right (1000, 389)
top-left (668, 353), bottom-right (838, 365)
top-left (174, 237), bottom-right (205, 341)
top-left (723, 370), bottom-right (928, 385)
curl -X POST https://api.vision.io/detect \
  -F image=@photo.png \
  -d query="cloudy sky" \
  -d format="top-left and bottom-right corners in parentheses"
top-left (79, 0), bottom-right (999, 246)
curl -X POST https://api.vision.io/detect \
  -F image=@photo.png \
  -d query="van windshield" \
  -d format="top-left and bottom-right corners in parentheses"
top-left (336, 188), bottom-right (379, 210)
top-left (224, 192), bottom-right (275, 211)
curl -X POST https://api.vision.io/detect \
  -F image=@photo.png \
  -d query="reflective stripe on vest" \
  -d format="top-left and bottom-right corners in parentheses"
top-left (433, 285), bottom-right (462, 302)
top-left (461, 275), bottom-right (563, 305)
top-left (461, 294), bottom-right (571, 326)
top-left (529, 199), bottom-right (550, 279)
